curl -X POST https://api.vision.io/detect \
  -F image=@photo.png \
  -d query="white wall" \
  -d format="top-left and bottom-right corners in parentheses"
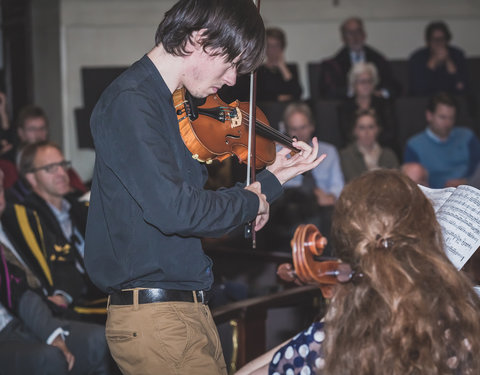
top-left (53, 0), bottom-right (480, 180)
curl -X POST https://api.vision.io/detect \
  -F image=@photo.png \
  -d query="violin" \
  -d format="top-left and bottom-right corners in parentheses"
top-left (278, 224), bottom-right (359, 298)
top-left (173, 88), bottom-right (299, 169)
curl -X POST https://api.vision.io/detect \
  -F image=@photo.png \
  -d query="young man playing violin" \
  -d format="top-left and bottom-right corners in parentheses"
top-left (84, 1), bottom-right (323, 374)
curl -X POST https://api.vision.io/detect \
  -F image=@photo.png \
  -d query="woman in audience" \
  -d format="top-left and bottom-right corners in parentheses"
top-left (237, 170), bottom-right (480, 375)
top-left (220, 27), bottom-right (302, 103)
top-left (338, 62), bottom-right (397, 152)
top-left (340, 109), bottom-right (398, 183)
top-left (256, 27), bottom-right (302, 102)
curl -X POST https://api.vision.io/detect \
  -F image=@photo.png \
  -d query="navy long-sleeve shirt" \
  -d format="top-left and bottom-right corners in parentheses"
top-left (408, 46), bottom-right (468, 96)
top-left (84, 55), bottom-right (283, 293)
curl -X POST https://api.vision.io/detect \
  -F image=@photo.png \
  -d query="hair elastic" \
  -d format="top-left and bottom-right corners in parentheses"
top-left (375, 234), bottom-right (394, 249)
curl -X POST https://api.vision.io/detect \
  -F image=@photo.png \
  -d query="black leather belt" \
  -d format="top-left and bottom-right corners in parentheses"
top-left (109, 288), bottom-right (210, 305)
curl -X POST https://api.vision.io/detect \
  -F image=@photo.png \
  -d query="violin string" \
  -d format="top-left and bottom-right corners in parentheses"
top-left (217, 107), bottom-right (294, 147)
top-left (238, 111), bottom-right (290, 140)
top-left (243, 120), bottom-right (293, 146)
top-left (236, 109), bottom-right (294, 145)
top-left (247, 121), bottom-right (294, 145)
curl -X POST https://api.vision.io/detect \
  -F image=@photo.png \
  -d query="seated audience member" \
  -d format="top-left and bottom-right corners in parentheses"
top-left (257, 27), bottom-right (302, 102)
top-left (409, 21), bottom-right (467, 96)
top-left (338, 62), bottom-right (397, 151)
top-left (265, 103), bottom-right (343, 252)
top-left (0, 170), bottom-right (110, 374)
top-left (404, 92), bottom-right (480, 188)
top-left (7, 106), bottom-right (86, 203)
top-left (340, 110), bottom-right (398, 183)
top-left (318, 17), bottom-right (399, 99)
top-left (219, 27), bottom-right (302, 103)
top-left (237, 170), bottom-right (480, 375)
top-left (401, 162), bottom-right (429, 186)
top-left (18, 141), bottom-right (104, 311)
top-left (283, 103), bottom-right (344, 205)
top-left (2, 168), bottom-right (98, 320)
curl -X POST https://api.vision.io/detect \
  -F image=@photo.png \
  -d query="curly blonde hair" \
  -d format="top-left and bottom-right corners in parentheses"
top-left (324, 170), bottom-right (480, 374)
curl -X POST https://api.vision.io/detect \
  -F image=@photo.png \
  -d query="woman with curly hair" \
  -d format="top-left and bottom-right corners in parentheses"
top-left (238, 169), bottom-right (480, 375)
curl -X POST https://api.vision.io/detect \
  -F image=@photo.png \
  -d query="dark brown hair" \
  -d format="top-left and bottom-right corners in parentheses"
top-left (324, 170), bottom-right (480, 374)
top-left (155, 0), bottom-right (265, 75)
top-left (427, 92), bottom-right (458, 113)
top-left (426, 21), bottom-right (452, 43)
top-left (19, 141), bottom-right (62, 177)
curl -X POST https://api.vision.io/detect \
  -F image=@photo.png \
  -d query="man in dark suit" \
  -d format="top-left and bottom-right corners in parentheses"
top-left (318, 17), bottom-right (400, 99)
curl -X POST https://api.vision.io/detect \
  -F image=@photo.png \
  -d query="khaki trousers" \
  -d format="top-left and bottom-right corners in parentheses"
top-left (106, 291), bottom-right (227, 375)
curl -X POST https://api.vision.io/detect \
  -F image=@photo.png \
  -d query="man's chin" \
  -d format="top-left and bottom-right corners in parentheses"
top-left (56, 186), bottom-right (71, 196)
top-left (188, 86), bottom-right (221, 99)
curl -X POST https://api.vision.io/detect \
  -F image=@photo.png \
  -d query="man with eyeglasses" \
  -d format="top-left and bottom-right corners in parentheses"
top-left (318, 17), bottom-right (400, 99)
top-left (17, 141), bottom-right (103, 313)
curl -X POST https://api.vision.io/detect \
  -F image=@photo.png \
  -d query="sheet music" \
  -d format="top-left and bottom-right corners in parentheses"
top-left (434, 185), bottom-right (480, 269)
top-left (419, 185), bottom-right (455, 213)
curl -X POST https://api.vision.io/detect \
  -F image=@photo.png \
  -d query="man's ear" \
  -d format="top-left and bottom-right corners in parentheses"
top-left (24, 172), bottom-right (37, 189)
top-left (425, 110), bottom-right (433, 123)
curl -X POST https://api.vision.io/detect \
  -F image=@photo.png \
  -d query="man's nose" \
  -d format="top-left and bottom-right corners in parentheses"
top-left (57, 165), bottom-right (69, 176)
top-left (223, 67), bottom-right (237, 87)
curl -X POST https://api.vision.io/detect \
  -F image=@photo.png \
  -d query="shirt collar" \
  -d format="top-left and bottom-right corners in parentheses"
top-left (349, 49), bottom-right (365, 63)
top-left (47, 199), bottom-right (71, 221)
top-left (426, 127), bottom-right (449, 143)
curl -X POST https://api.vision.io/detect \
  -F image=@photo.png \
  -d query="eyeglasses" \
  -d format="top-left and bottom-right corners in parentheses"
top-left (29, 160), bottom-right (72, 174)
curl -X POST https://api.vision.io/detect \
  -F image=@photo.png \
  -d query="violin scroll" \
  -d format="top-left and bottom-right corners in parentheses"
top-left (290, 224), bottom-right (354, 288)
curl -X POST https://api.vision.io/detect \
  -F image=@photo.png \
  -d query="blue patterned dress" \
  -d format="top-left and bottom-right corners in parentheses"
top-left (268, 321), bottom-right (326, 375)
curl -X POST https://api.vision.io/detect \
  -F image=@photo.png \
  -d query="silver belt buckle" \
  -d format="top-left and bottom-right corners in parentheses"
top-left (198, 290), bottom-right (205, 304)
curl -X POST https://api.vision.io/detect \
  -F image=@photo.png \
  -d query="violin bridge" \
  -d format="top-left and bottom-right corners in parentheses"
top-left (230, 108), bottom-right (242, 128)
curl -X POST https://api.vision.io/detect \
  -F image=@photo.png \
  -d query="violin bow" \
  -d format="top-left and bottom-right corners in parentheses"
top-left (245, 0), bottom-right (261, 248)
